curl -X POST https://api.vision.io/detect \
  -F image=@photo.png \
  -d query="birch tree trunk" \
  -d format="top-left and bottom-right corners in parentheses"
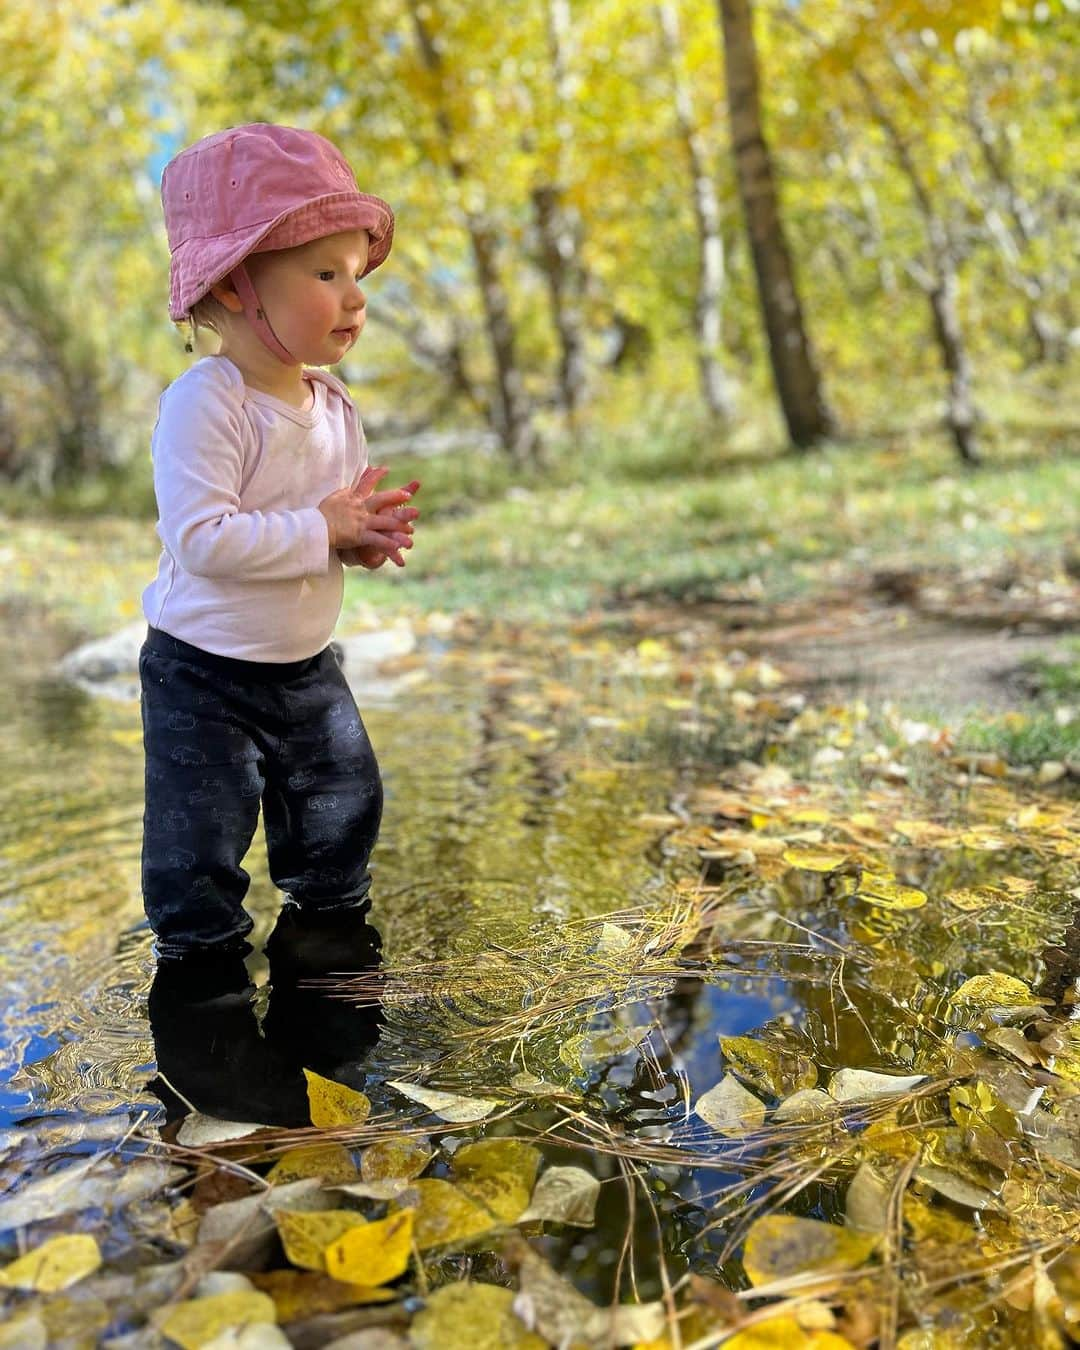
top-left (408, 0), bottom-right (539, 467)
top-left (531, 0), bottom-right (588, 422)
top-left (657, 0), bottom-right (736, 424)
top-left (716, 0), bottom-right (834, 447)
top-left (854, 65), bottom-right (982, 464)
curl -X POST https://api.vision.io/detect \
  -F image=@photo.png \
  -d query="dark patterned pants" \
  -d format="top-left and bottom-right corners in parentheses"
top-left (140, 626), bottom-right (382, 958)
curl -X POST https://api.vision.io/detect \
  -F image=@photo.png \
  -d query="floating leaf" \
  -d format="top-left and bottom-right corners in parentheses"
top-left (828, 1069), bottom-right (927, 1103)
top-left (275, 1209), bottom-right (367, 1273)
top-left (385, 1080), bottom-right (497, 1123)
top-left (742, 1215), bottom-right (878, 1287)
top-left (0, 1234), bottom-right (101, 1292)
top-left (324, 1208), bottom-right (415, 1285)
top-left (249, 1269), bottom-right (394, 1321)
top-left (774, 1089), bottom-right (836, 1123)
top-left (177, 1114), bottom-right (266, 1147)
top-left (914, 1164), bottom-right (1004, 1212)
top-left (950, 974), bottom-right (1045, 1011)
top-left (360, 1135), bottom-right (432, 1182)
top-left (855, 874), bottom-right (927, 910)
top-left (720, 1034), bottom-right (817, 1096)
top-left (511, 1240), bottom-right (665, 1347)
top-left (595, 922), bottom-right (635, 953)
top-left (945, 886), bottom-right (1010, 911)
top-left (724, 1319), bottom-right (856, 1348)
top-left (409, 1283), bottom-right (547, 1349)
top-left (695, 1076), bottom-right (767, 1135)
top-left (846, 1158), bottom-right (897, 1235)
top-left (304, 1070), bottom-right (371, 1128)
top-left (154, 1290), bottom-right (277, 1350)
top-left (520, 1166), bottom-right (600, 1227)
top-left (406, 1178), bottom-right (498, 1249)
top-left (197, 1179), bottom-right (331, 1268)
top-left (266, 1145), bottom-right (358, 1185)
top-left (0, 1156), bottom-right (184, 1229)
top-left (334, 1178), bottom-right (421, 1205)
top-left (509, 1070), bottom-right (563, 1097)
top-left (782, 848), bottom-right (850, 873)
top-left (559, 1025), bottom-right (650, 1073)
top-left (452, 1138), bottom-right (541, 1223)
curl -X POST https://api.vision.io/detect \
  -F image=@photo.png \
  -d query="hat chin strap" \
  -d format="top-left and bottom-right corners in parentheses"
top-left (229, 264), bottom-right (297, 365)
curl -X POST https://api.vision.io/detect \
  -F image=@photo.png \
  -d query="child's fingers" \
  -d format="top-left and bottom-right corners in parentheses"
top-left (353, 465), bottom-right (389, 495)
top-left (366, 487), bottom-right (414, 511)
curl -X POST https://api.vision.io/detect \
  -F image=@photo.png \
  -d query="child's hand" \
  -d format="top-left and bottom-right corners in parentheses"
top-left (336, 475), bottom-right (420, 569)
top-left (320, 468), bottom-right (419, 561)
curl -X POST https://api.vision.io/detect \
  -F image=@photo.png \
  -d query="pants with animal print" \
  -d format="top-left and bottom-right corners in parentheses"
top-left (139, 626), bottom-right (382, 958)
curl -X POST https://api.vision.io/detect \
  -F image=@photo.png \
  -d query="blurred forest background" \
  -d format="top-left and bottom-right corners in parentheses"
top-left (0, 0), bottom-right (1075, 507)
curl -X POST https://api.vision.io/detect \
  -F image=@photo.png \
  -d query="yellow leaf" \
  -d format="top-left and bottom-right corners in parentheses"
top-left (406, 1177), bottom-right (499, 1250)
top-left (409, 1282), bottom-right (547, 1349)
top-left (360, 1135), bottom-right (433, 1182)
top-left (267, 1144), bottom-right (358, 1185)
top-left (856, 874), bottom-right (927, 910)
top-left (724, 1318), bottom-right (855, 1348)
top-left (950, 973), bottom-right (1045, 1009)
top-left (782, 847), bottom-right (850, 872)
top-left (742, 1215), bottom-right (878, 1288)
top-left (324, 1207), bottom-right (414, 1285)
top-left (155, 1290), bottom-right (277, 1349)
top-left (945, 886), bottom-right (1010, 911)
top-left (386, 1079), bottom-right (497, 1122)
top-left (695, 1076), bottom-right (766, 1135)
top-left (452, 1138), bottom-right (542, 1222)
top-left (250, 1268), bottom-right (394, 1320)
top-left (0, 1234), bottom-right (101, 1292)
top-left (304, 1069), bottom-right (371, 1127)
top-left (275, 1209), bottom-right (368, 1272)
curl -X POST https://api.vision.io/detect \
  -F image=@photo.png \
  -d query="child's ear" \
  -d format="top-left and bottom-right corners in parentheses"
top-left (209, 280), bottom-right (245, 313)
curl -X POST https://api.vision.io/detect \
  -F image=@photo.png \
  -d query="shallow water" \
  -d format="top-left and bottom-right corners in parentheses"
top-left (1, 612), bottom-right (1078, 1329)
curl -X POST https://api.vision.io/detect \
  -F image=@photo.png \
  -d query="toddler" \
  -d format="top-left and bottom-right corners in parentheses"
top-left (141, 123), bottom-right (419, 959)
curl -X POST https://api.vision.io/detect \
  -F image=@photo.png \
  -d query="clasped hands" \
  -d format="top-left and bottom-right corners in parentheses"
top-left (318, 466), bottom-right (421, 570)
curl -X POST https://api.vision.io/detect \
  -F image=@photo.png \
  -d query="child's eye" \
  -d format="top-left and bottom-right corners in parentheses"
top-left (317, 271), bottom-right (335, 281)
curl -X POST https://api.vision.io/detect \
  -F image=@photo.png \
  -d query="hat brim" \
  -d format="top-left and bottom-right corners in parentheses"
top-left (169, 190), bottom-right (394, 321)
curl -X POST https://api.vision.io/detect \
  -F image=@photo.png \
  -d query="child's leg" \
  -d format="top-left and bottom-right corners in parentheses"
top-left (141, 638), bottom-right (266, 956)
top-left (262, 648), bottom-right (383, 916)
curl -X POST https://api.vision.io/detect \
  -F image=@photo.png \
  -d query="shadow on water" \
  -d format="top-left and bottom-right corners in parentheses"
top-left (1, 614), bottom-right (1078, 1324)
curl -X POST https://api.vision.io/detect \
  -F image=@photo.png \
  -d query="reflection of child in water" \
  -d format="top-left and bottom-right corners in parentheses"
top-left (141, 123), bottom-right (420, 960)
top-left (149, 910), bottom-right (384, 1129)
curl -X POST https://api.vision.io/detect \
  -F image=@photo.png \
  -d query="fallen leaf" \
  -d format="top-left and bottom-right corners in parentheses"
top-left (249, 1268), bottom-right (393, 1321)
top-left (774, 1089), bottom-right (836, 1123)
top-left (0, 1233), bottom-right (101, 1292)
top-left (177, 1115), bottom-right (266, 1147)
top-left (855, 874), bottom-right (927, 910)
top-left (742, 1215), bottom-right (878, 1287)
top-left (723, 1318), bottom-right (856, 1348)
top-left (0, 1156), bottom-right (184, 1229)
top-left (385, 1080), bottom-right (497, 1123)
top-left (846, 1158), bottom-right (897, 1235)
top-left (452, 1138), bottom-right (541, 1223)
top-left (154, 1290), bottom-right (277, 1349)
top-left (914, 1164), bottom-right (1004, 1211)
top-left (720, 1034), bottom-right (818, 1096)
top-left (266, 1145), bottom-right (358, 1185)
top-left (782, 848), bottom-right (850, 873)
top-left (406, 1178), bottom-right (499, 1249)
top-left (409, 1282), bottom-right (547, 1349)
top-left (695, 1076), bottom-right (767, 1135)
top-left (559, 1025), bottom-right (650, 1073)
top-left (275, 1209), bottom-right (368, 1273)
top-left (360, 1135), bottom-right (432, 1182)
top-left (324, 1208), bottom-right (414, 1286)
top-left (304, 1070), bottom-right (371, 1128)
top-left (828, 1069), bottom-right (927, 1103)
top-left (197, 1179), bottom-right (332, 1269)
top-left (945, 886), bottom-right (1011, 911)
top-left (510, 1241), bottom-right (665, 1347)
top-left (950, 973), bottom-right (1045, 1011)
top-left (520, 1165), bottom-right (600, 1227)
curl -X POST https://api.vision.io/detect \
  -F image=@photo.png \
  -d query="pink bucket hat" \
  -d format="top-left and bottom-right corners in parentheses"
top-left (162, 123), bottom-right (394, 360)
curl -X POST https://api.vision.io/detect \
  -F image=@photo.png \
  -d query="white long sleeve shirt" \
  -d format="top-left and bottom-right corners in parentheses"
top-left (142, 354), bottom-right (367, 661)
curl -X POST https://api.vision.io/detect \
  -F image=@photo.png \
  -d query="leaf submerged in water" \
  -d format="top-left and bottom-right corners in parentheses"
top-left (742, 1214), bottom-right (878, 1288)
top-left (695, 1076), bottom-right (767, 1135)
top-left (828, 1069), bottom-right (927, 1103)
top-left (385, 1080), bottom-right (498, 1122)
top-left (520, 1165), bottom-right (600, 1227)
top-left (0, 1234), bottom-right (101, 1292)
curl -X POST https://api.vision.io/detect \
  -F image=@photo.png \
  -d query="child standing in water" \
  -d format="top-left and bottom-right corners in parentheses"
top-left (141, 123), bottom-right (418, 960)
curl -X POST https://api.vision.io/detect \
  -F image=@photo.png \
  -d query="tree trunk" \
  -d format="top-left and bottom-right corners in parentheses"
top-left (407, 0), bottom-right (539, 467)
top-left (716, 0), bottom-right (834, 447)
top-left (854, 64), bottom-right (982, 464)
top-left (657, 0), bottom-right (736, 424)
top-left (967, 88), bottom-right (1063, 364)
top-left (531, 0), bottom-right (589, 422)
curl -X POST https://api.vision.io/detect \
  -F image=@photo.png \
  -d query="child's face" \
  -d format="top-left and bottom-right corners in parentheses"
top-left (246, 229), bottom-right (371, 366)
